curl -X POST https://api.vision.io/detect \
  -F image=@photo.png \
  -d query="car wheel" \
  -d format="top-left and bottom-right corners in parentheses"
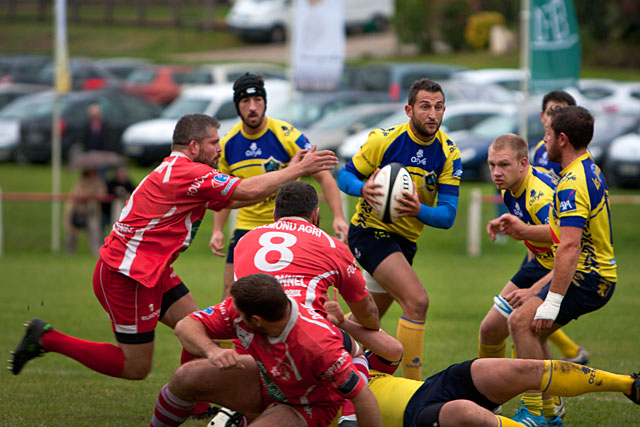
top-left (270, 25), bottom-right (286, 43)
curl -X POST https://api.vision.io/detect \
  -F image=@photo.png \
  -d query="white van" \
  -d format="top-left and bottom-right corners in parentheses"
top-left (122, 79), bottom-right (291, 165)
top-left (226, 0), bottom-right (394, 43)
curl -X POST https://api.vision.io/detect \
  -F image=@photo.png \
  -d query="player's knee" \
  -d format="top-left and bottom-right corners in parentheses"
top-left (507, 307), bottom-right (529, 333)
top-left (402, 292), bottom-right (429, 319)
top-left (122, 362), bottom-right (151, 380)
top-left (439, 400), bottom-right (484, 426)
top-left (479, 316), bottom-right (506, 343)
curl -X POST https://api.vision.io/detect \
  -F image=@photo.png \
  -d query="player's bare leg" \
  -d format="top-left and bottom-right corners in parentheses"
top-left (373, 252), bottom-right (427, 380)
top-left (221, 263), bottom-right (235, 300)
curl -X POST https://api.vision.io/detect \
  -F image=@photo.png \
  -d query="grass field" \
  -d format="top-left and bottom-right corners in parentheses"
top-left (0, 163), bottom-right (639, 425)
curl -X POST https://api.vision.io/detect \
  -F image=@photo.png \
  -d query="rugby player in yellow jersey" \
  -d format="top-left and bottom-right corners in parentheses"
top-left (509, 106), bottom-right (617, 426)
top-left (531, 91), bottom-right (577, 179)
top-left (480, 134), bottom-right (586, 424)
top-left (209, 73), bottom-right (349, 299)
top-left (325, 288), bottom-right (640, 427)
top-left (337, 78), bottom-right (462, 380)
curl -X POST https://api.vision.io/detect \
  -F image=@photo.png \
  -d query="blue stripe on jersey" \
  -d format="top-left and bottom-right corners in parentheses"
top-left (504, 191), bottom-right (534, 224)
top-left (582, 157), bottom-right (607, 211)
top-left (438, 183), bottom-right (459, 197)
top-left (534, 204), bottom-right (550, 224)
top-left (379, 133), bottom-right (447, 173)
top-left (224, 129), bottom-right (291, 166)
top-left (294, 134), bottom-right (312, 150)
top-left (560, 216), bottom-right (586, 228)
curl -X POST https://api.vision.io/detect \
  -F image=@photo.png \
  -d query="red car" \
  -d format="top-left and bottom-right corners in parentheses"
top-left (123, 64), bottom-right (191, 105)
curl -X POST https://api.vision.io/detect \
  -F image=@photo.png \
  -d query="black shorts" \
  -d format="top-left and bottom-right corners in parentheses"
top-left (226, 229), bottom-right (250, 264)
top-left (510, 257), bottom-right (551, 289)
top-left (403, 360), bottom-right (499, 427)
top-left (536, 272), bottom-right (615, 325)
top-left (348, 225), bottom-right (417, 276)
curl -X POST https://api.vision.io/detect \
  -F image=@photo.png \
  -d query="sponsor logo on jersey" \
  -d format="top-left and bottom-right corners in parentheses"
top-left (222, 177), bottom-right (240, 196)
top-left (529, 189), bottom-right (544, 207)
top-left (411, 149), bottom-right (427, 166)
top-left (141, 307), bottom-right (161, 321)
top-left (256, 360), bottom-right (287, 402)
top-left (270, 360), bottom-right (293, 382)
top-left (262, 156), bottom-right (284, 173)
top-left (187, 171), bottom-right (214, 196)
top-left (557, 189), bottom-right (577, 213)
top-left (513, 201), bottom-right (523, 219)
top-left (212, 173), bottom-right (230, 188)
top-left (244, 142), bottom-right (262, 157)
top-left (320, 350), bottom-right (349, 380)
top-left (422, 171), bottom-right (437, 193)
top-left (235, 323), bottom-right (255, 348)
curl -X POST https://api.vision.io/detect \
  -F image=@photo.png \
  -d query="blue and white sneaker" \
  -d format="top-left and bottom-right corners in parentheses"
top-left (561, 347), bottom-right (590, 365)
top-left (512, 407), bottom-right (547, 427)
top-left (546, 415), bottom-right (564, 426)
top-left (553, 396), bottom-right (565, 418)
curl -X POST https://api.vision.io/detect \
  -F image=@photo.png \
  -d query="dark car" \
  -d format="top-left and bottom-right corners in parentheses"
top-left (36, 58), bottom-right (123, 91)
top-left (0, 54), bottom-right (51, 84)
top-left (0, 83), bottom-right (49, 110)
top-left (270, 90), bottom-right (389, 130)
top-left (453, 109), bottom-right (546, 181)
top-left (123, 64), bottom-right (192, 105)
top-left (345, 62), bottom-right (468, 102)
top-left (0, 89), bottom-right (162, 163)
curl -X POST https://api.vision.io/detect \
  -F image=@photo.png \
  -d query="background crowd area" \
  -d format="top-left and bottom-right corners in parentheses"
top-left (1, 1), bottom-right (639, 425)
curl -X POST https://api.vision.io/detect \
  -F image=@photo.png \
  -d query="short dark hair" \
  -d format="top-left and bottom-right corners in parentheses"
top-left (230, 274), bottom-right (289, 322)
top-left (274, 181), bottom-right (318, 220)
top-left (542, 90), bottom-right (576, 112)
top-left (408, 78), bottom-right (445, 106)
top-left (172, 114), bottom-right (219, 148)
top-left (549, 106), bottom-right (594, 150)
top-left (490, 133), bottom-right (529, 161)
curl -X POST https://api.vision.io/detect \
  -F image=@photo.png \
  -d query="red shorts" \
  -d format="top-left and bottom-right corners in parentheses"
top-left (260, 392), bottom-right (339, 427)
top-left (93, 258), bottom-right (183, 342)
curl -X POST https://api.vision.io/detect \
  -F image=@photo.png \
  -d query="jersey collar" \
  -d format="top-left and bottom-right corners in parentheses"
top-left (268, 297), bottom-right (298, 344)
top-left (169, 151), bottom-right (190, 159)
top-left (510, 166), bottom-right (532, 198)
top-left (240, 116), bottom-right (271, 140)
top-left (406, 121), bottom-right (437, 146)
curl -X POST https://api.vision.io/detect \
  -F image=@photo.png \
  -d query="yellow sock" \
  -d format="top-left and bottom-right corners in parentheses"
top-left (510, 341), bottom-right (517, 358)
top-left (521, 392), bottom-right (543, 416)
top-left (552, 395), bottom-right (561, 405)
top-left (397, 316), bottom-right (425, 380)
top-left (478, 341), bottom-right (506, 358)
top-left (540, 360), bottom-right (635, 396)
top-left (542, 397), bottom-right (555, 418)
top-left (497, 415), bottom-right (527, 426)
top-left (548, 329), bottom-right (581, 359)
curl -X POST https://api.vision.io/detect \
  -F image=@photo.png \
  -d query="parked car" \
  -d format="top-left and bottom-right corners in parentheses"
top-left (347, 62), bottom-right (468, 102)
top-left (451, 68), bottom-right (525, 93)
top-left (123, 80), bottom-right (292, 165)
top-left (37, 58), bottom-right (123, 91)
top-left (226, 0), bottom-right (393, 42)
top-left (577, 79), bottom-right (640, 115)
top-left (0, 89), bottom-right (162, 163)
top-left (123, 64), bottom-right (192, 105)
top-left (270, 90), bottom-right (389, 130)
top-left (604, 118), bottom-right (640, 188)
top-left (183, 62), bottom-right (286, 86)
top-left (337, 101), bottom-right (514, 164)
top-left (96, 57), bottom-right (154, 80)
top-left (0, 54), bottom-right (51, 84)
top-left (0, 82), bottom-right (49, 110)
top-left (303, 103), bottom-right (401, 151)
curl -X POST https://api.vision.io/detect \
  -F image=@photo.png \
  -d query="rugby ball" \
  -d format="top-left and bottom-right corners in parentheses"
top-left (372, 162), bottom-right (413, 223)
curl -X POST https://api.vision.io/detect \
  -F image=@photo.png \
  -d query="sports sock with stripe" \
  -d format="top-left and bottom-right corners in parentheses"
top-left (539, 360), bottom-right (634, 396)
top-left (397, 316), bottom-right (425, 380)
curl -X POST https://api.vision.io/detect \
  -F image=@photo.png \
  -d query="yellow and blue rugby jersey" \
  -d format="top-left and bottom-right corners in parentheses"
top-left (502, 166), bottom-right (556, 269)
top-left (219, 117), bottom-right (312, 229)
top-left (550, 153), bottom-right (616, 282)
top-left (367, 370), bottom-right (421, 427)
top-left (345, 122), bottom-right (462, 242)
top-left (532, 140), bottom-right (562, 178)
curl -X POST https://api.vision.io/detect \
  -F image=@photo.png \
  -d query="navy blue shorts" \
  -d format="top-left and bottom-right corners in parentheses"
top-left (403, 359), bottom-right (499, 427)
top-left (536, 272), bottom-right (616, 325)
top-left (510, 257), bottom-right (551, 289)
top-left (226, 229), bottom-right (250, 264)
top-left (347, 225), bottom-right (417, 276)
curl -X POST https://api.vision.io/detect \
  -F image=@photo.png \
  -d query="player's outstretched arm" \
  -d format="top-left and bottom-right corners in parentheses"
top-left (345, 293), bottom-right (380, 331)
top-left (312, 170), bottom-right (348, 242)
top-left (498, 213), bottom-right (552, 242)
top-left (210, 209), bottom-right (230, 257)
top-left (232, 146), bottom-right (337, 201)
top-left (351, 386), bottom-right (383, 427)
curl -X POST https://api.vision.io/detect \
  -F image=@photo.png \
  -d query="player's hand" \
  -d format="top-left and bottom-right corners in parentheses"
top-left (531, 294), bottom-right (562, 335)
top-left (395, 184), bottom-right (420, 218)
top-left (209, 230), bottom-right (226, 257)
top-left (361, 169), bottom-right (384, 211)
top-left (293, 145), bottom-right (338, 175)
top-left (504, 287), bottom-right (534, 308)
top-left (324, 288), bottom-right (345, 327)
top-left (498, 213), bottom-right (527, 240)
top-left (486, 217), bottom-right (501, 241)
top-left (332, 217), bottom-right (349, 243)
top-left (207, 348), bottom-right (245, 370)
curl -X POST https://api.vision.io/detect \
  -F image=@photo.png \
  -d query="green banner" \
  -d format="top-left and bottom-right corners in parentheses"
top-left (530, 0), bottom-right (581, 92)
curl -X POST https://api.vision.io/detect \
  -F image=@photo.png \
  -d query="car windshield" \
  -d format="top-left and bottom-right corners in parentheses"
top-left (0, 93), bottom-right (54, 119)
top-left (272, 100), bottom-right (323, 128)
top-left (162, 97), bottom-right (211, 119)
top-left (127, 68), bottom-right (157, 84)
